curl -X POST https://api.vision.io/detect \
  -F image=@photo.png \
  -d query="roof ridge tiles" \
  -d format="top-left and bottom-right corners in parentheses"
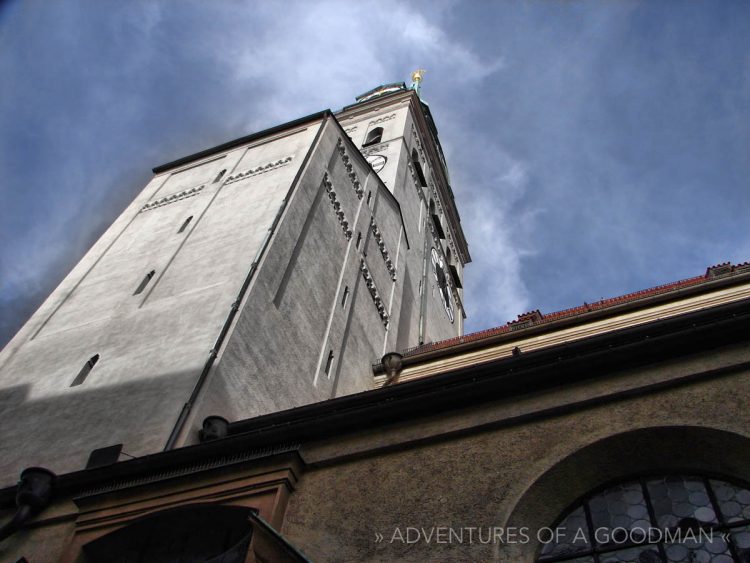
top-left (400, 261), bottom-right (749, 358)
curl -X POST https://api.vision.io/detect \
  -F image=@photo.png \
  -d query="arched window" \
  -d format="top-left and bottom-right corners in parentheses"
top-left (538, 474), bottom-right (750, 563)
top-left (363, 127), bottom-right (383, 147)
top-left (412, 148), bottom-right (427, 187)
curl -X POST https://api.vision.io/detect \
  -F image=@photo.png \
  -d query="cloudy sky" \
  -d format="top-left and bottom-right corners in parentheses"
top-left (1, 1), bottom-right (749, 348)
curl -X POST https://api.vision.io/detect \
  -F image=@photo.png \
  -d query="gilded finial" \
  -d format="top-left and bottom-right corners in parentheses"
top-left (411, 69), bottom-right (426, 96)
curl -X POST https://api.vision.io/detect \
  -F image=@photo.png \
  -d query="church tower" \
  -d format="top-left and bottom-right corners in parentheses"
top-left (0, 80), bottom-right (470, 485)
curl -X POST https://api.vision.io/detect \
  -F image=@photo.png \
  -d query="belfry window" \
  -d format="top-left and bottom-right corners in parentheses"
top-left (538, 474), bottom-right (750, 563)
top-left (133, 270), bottom-right (155, 295)
top-left (363, 127), bottom-right (383, 147)
top-left (71, 354), bottom-right (99, 387)
top-left (412, 148), bottom-right (427, 187)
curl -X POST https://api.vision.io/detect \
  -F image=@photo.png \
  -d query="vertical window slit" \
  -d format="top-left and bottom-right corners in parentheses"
top-left (71, 354), bottom-right (99, 387)
top-left (356, 232), bottom-right (362, 249)
top-left (341, 286), bottom-right (350, 307)
top-left (367, 192), bottom-right (372, 207)
top-left (177, 216), bottom-right (193, 233)
top-left (134, 270), bottom-right (155, 295)
top-left (213, 169), bottom-right (226, 183)
top-left (324, 350), bottom-right (334, 377)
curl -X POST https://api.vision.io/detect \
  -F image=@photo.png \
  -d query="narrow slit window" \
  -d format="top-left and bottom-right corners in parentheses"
top-left (412, 148), bottom-right (427, 187)
top-left (324, 350), bottom-right (334, 377)
top-left (367, 192), bottom-right (372, 207)
top-left (177, 216), bottom-right (193, 233)
top-left (341, 286), bottom-right (350, 307)
top-left (71, 354), bottom-right (99, 387)
top-left (134, 270), bottom-right (155, 295)
top-left (213, 169), bottom-right (226, 183)
top-left (356, 232), bottom-right (362, 249)
top-left (363, 127), bottom-right (383, 147)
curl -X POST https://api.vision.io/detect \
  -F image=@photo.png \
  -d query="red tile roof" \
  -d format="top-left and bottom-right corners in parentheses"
top-left (401, 261), bottom-right (750, 358)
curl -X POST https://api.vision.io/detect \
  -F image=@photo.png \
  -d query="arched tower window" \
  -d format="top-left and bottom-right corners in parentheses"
top-left (429, 199), bottom-right (445, 239)
top-left (363, 127), bottom-right (383, 147)
top-left (538, 474), bottom-right (750, 563)
top-left (412, 148), bottom-right (427, 187)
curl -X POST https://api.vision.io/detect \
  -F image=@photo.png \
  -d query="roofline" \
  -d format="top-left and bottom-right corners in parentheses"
top-left (3, 295), bottom-right (749, 507)
top-left (152, 110), bottom-right (332, 174)
top-left (396, 264), bottom-right (750, 364)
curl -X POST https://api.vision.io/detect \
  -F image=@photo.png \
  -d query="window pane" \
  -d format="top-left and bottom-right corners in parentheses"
top-left (600, 545), bottom-right (661, 563)
top-left (664, 535), bottom-right (731, 563)
top-left (710, 478), bottom-right (750, 523)
top-left (730, 524), bottom-right (750, 561)
top-left (589, 481), bottom-right (652, 546)
top-left (647, 476), bottom-right (717, 529)
top-left (539, 505), bottom-right (590, 558)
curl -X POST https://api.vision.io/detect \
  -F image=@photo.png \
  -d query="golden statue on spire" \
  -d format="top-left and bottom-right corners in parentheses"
top-left (411, 69), bottom-right (426, 96)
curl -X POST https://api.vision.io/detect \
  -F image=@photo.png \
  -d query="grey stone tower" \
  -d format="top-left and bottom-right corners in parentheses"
top-left (0, 82), bottom-right (470, 485)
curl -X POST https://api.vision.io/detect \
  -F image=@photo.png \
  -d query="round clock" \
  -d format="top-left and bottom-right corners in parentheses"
top-left (431, 247), bottom-right (454, 323)
top-left (366, 154), bottom-right (387, 173)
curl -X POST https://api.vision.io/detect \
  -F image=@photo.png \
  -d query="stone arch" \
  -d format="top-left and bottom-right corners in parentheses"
top-left (503, 425), bottom-right (750, 561)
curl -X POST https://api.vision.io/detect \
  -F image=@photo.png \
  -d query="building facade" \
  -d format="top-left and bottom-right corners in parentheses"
top-left (0, 83), bottom-right (469, 483)
top-left (2, 82), bottom-right (750, 563)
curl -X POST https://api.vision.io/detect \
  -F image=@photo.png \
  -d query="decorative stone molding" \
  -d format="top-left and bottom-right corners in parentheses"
top-left (335, 138), bottom-right (364, 199)
top-left (344, 126), bottom-right (358, 134)
top-left (369, 113), bottom-right (396, 126)
top-left (360, 142), bottom-right (389, 156)
top-left (323, 173), bottom-right (352, 240)
top-left (360, 259), bottom-right (389, 327)
top-left (429, 182), bottom-right (444, 216)
top-left (411, 124), bottom-right (426, 162)
top-left (370, 217), bottom-right (396, 281)
top-left (225, 156), bottom-right (294, 184)
top-left (140, 185), bottom-right (205, 212)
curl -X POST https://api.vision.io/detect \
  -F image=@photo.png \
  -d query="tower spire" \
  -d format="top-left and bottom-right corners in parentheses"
top-left (411, 69), bottom-right (426, 97)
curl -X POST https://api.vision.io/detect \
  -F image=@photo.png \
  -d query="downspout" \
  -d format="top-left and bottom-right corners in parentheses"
top-left (163, 116), bottom-right (331, 451)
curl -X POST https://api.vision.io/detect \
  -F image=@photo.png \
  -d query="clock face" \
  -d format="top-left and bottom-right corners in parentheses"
top-left (431, 247), bottom-right (454, 323)
top-left (365, 154), bottom-right (387, 173)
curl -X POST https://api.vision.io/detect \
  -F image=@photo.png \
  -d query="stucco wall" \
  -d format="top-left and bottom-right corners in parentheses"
top-left (281, 342), bottom-right (750, 562)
